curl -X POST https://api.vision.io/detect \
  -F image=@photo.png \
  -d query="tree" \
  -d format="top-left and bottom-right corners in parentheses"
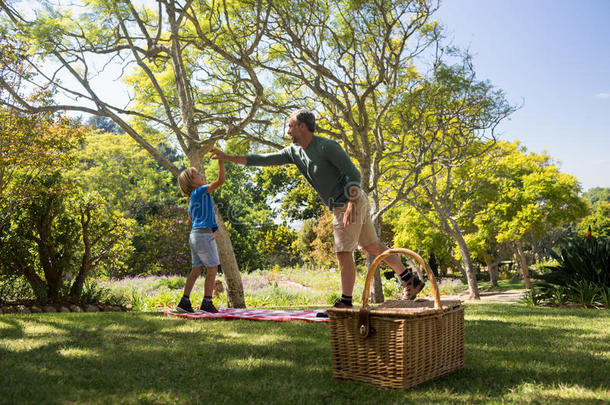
top-left (379, 59), bottom-right (514, 299)
top-left (579, 188), bottom-right (610, 239)
top-left (388, 205), bottom-right (455, 278)
top-left (1, 172), bottom-right (134, 303)
top-left (582, 187), bottom-right (610, 206)
top-left (0, 0), bottom-right (280, 307)
top-left (259, 0), bottom-right (443, 301)
top-left (68, 129), bottom-right (182, 219)
top-left (470, 142), bottom-right (589, 289)
top-left (0, 32), bottom-right (83, 239)
top-left (578, 202), bottom-right (610, 239)
top-left (296, 218), bottom-right (318, 266)
top-left (255, 165), bottom-right (324, 222)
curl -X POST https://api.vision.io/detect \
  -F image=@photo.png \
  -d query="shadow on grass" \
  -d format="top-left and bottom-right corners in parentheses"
top-left (1, 305), bottom-right (608, 404)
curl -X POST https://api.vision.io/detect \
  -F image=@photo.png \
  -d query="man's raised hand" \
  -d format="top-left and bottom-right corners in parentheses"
top-left (209, 148), bottom-right (227, 161)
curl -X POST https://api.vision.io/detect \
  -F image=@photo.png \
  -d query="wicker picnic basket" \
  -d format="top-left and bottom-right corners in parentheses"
top-left (327, 248), bottom-right (464, 389)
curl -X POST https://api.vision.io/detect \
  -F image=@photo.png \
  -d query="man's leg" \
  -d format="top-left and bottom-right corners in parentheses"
top-left (362, 240), bottom-right (405, 274)
top-left (363, 240), bottom-right (425, 299)
top-left (336, 251), bottom-right (357, 297)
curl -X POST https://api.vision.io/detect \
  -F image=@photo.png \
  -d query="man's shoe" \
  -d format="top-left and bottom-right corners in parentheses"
top-left (404, 277), bottom-right (425, 300)
top-left (200, 299), bottom-right (219, 313)
top-left (332, 299), bottom-right (353, 309)
top-left (176, 297), bottom-right (194, 313)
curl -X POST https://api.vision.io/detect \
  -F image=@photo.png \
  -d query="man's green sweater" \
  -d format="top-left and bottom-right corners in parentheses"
top-left (246, 136), bottom-right (361, 208)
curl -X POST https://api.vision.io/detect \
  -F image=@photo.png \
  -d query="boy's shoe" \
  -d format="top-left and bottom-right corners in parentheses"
top-left (200, 299), bottom-right (219, 313)
top-left (332, 299), bottom-right (353, 309)
top-left (176, 297), bottom-right (194, 313)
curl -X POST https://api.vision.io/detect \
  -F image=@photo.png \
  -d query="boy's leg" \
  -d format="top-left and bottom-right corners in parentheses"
top-left (203, 266), bottom-right (218, 298)
top-left (176, 267), bottom-right (202, 313)
top-left (183, 267), bottom-right (203, 297)
top-left (200, 266), bottom-right (219, 313)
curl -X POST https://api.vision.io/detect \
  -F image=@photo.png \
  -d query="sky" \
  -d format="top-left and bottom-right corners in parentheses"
top-left (434, 0), bottom-right (610, 191)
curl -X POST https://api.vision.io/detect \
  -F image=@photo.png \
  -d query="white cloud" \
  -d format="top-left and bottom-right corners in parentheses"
top-left (595, 92), bottom-right (610, 99)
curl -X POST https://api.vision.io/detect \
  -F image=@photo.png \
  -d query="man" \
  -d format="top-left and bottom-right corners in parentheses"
top-left (210, 109), bottom-right (425, 307)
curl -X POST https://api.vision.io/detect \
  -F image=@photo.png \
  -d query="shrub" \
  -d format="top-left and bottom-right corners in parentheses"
top-left (126, 205), bottom-right (191, 277)
top-left (521, 288), bottom-right (544, 306)
top-left (0, 174), bottom-right (134, 303)
top-left (543, 234), bottom-right (610, 288)
top-left (538, 234), bottom-right (610, 307)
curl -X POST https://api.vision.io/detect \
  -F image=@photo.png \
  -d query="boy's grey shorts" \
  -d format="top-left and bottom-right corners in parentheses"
top-left (189, 230), bottom-right (221, 268)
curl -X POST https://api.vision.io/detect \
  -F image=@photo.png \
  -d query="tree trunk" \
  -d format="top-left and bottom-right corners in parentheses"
top-left (214, 211), bottom-right (246, 308)
top-left (70, 206), bottom-right (91, 299)
top-left (367, 191), bottom-right (384, 303)
top-left (366, 252), bottom-right (384, 304)
top-left (450, 256), bottom-right (468, 280)
top-left (484, 255), bottom-right (499, 288)
top-left (513, 240), bottom-right (532, 289)
top-left (14, 256), bottom-right (48, 302)
top-left (451, 229), bottom-right (480, 299)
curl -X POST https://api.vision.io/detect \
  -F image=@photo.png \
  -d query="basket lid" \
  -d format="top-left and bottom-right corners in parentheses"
top-left (327, 299), bottom-right (463, 318)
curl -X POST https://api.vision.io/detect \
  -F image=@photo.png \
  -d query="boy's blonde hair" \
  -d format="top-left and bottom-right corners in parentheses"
top-left (178, 167), bottom-right (199, 196)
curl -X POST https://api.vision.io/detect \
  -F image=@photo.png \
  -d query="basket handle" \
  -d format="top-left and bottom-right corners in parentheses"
top-left (362, 248), bottom-right (443, 311)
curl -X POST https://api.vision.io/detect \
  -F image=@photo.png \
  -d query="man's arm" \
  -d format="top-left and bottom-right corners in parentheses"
top-left (207, 160), bottom-right (225, 193)
top-left (210, 148), bottom-right (247, 165)
top-left (342, 185), bottom-right (361, 229)
top-left (210, 147), bottom-right (292, 166)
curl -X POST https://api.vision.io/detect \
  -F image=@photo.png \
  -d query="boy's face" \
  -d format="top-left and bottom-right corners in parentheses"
top-left (192, 170), bottom-right (205, 188)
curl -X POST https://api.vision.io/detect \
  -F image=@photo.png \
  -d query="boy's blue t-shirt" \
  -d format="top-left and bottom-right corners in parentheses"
top-left (189, 185), bottom-right (218, 232)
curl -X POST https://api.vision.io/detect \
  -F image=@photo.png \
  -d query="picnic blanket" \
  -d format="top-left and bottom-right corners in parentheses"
top-left (165, 307), bottom-right (329, 322)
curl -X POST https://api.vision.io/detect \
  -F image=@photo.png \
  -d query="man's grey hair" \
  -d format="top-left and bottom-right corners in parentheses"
top-left (291, 109), bottom-right (316, 133)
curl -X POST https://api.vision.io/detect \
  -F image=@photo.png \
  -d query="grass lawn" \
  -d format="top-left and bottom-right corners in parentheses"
top-left (1, 303), bottom-right (608, 404)
top-left (476, 279), bottom-right (526, 292)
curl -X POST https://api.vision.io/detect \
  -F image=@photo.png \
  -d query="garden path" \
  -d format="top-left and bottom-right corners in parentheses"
top-left (440, 289), bottom-right (526, 303)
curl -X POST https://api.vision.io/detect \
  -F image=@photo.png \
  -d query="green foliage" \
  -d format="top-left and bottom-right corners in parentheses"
top-left (69, 129), bottom-right (182, 220)
top-left (126, 205), bottom-right (191, 277)
top-left (567, 280), bottom-right (600, 308)
top-left (543, 235), bottom-right (610, 288)
top-left (521, 288), bottom-right (544, 306)
top-left (79, 281), bottom-right (125, 306)
top-left (255, 224), bottom-right (300, 267)
top-left (0, 172), bottom-right (134, 303)
top-left (0, 274), bottom-right (35, 303)
top-left (255, 165), bottom-right (323, 221)
top-left (309, 212), bottom-right (336, 268)
top-left (296, 218), bottom-right (317, 265)
top-left (388, 205), bottom-right (454, 267)
top-left (582, 187), bottom-right (610, 206)
top-left (578, 201), bottom-right (610, 239)
top-left (525, 280), bottom-right (609, 308)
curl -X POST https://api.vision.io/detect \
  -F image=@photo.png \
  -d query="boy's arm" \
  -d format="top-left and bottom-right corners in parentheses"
top-left (207, 160), bottom-right (225, 193)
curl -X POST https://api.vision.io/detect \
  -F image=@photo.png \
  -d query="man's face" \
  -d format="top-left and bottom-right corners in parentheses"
top-left (287, 116), bottom-right (305, 145)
